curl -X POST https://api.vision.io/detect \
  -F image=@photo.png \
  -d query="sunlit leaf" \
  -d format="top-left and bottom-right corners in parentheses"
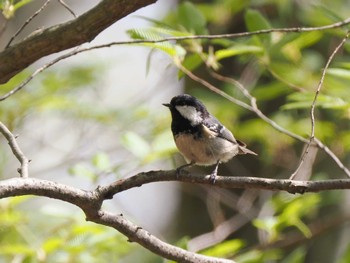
top-left (282, 92), bottom-right (349, 110)
top-left (202, 239), bottom-right (245, 257)
top-left (215, 45), bottom-right (263, 60)
top-left (327, 68), bottom-right (350, 80)
top-left (0, 244), bottom-right (34, 255)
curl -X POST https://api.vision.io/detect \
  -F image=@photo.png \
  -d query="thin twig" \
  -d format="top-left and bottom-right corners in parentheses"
top-left (5, 0), bottom-right (52, 48)
top-left (0, 122), bottom-right (29, 178)
top-left (176, 63), bottom-right (253, 111)
top-left (290, 30), bottom-right (350, 179)
top-left (57, 0), bottom-right (77, 18)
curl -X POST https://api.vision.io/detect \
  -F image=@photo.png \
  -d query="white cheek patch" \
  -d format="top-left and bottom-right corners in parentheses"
top-left (175, 105), bottom-right (202, 125)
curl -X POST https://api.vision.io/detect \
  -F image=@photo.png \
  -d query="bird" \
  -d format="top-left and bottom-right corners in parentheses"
top-left (163, 94), bottom-right (257, 183)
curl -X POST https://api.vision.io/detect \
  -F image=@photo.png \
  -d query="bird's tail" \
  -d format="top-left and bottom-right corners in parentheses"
top-left (237, 140), bottom-right (258, 155)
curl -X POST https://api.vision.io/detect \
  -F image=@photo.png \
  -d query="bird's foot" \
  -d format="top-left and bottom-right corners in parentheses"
top-left (209, 161), bottom-right (220, 184)
top-left (209, 172), bottom-right (217, 184)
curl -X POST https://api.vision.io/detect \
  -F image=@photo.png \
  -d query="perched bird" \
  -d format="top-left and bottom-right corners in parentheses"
top-left (163, 94), bottom-right (257, 182)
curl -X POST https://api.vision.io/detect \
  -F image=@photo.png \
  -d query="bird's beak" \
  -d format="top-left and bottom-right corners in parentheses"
top-left (162, 103), bottom-right (171, 107)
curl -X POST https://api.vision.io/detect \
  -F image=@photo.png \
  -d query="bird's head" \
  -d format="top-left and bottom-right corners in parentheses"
top-left (163, 94), bottom-right (208, 126)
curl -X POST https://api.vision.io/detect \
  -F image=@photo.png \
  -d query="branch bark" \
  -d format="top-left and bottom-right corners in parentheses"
top-left (0, 0), bottom-right (157, 84)
top-left (0, 122), bottom-right (29, 178)
top-left (98, 170), bottom-right (350, 198)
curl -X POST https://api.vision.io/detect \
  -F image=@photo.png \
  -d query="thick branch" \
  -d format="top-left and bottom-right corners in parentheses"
top-left (0, 0), bottom-right (157, 84)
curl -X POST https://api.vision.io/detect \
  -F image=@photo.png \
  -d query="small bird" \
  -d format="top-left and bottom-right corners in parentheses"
top-left (163, 94), bottom-right (257, 183)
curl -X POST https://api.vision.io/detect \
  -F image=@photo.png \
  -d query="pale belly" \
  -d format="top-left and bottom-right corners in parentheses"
top-left (174, 133), bottom-right (239, 166)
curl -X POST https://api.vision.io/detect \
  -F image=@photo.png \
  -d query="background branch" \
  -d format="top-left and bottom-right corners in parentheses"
top-left (0, 122), bottom-right (29, 178)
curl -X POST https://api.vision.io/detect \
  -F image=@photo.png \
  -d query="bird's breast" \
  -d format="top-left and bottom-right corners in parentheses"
top-left (174, 133), bottom-right (239, 165)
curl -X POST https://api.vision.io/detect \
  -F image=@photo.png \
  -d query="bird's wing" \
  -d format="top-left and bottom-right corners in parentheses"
top-left (202, 116), bottom-right (237, 143)
top-left (201, 117), bottom-right (257, 155)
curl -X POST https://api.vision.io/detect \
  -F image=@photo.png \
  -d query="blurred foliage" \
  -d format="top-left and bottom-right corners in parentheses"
top-left (0, 196), bottom-right (137, 262)
top-left (1, 0), bottom-right (350, 263)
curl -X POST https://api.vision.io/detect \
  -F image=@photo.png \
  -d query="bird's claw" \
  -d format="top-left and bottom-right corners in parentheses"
top-left (209, 172), bottom-right (217, 184)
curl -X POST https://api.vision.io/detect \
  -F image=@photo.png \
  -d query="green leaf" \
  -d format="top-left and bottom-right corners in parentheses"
top-left (178, 53), bottom-right (203, 78)
top-left (253, 217), bottom-right (279, 241)
top-left (127, 28), bottom-right (162, 40)
top-left (244, 9), bottom-right (271, 44)
top-left (327, 68), bottom-right (350, 80)
top-left (244, 9), bottom-right (271, 31)
top-left (290, 218), bottom-right (312, 238)
top-left (0, 244), bottom-right (34, 255)
top-left (215, 45), bottom-right (263, 60)
top-left (202, 239), bottom-right (245, 257)
top-left (42, 237), bottom-right (64, 253)
top-left (177, 1), bottom-right (207, 34)
top-left (127, 28), bottom-right (187, 59)
top-left (13, 0), bottom-right (31, 10)
top-left (282, 92), bottom-right (349, 110)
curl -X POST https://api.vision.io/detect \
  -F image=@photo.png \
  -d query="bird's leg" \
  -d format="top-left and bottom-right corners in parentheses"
top-left (176, 161), bottom-right (195, 179)
top-left (210, 161), bottom-right (220, 184)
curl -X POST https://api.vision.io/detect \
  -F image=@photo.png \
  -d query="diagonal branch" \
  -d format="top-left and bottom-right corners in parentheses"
top-left (0, 0), bottom-right (157, 84)
top-left (0, 122), bottom-right (29, 178)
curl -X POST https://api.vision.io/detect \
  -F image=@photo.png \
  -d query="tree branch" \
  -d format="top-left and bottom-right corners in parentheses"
top-left (0, 122), bottom-right (29, 178)
top-left (0, 0), bottom-right (157, 84)
top-left (96, 170), bottom-right (350, 197)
